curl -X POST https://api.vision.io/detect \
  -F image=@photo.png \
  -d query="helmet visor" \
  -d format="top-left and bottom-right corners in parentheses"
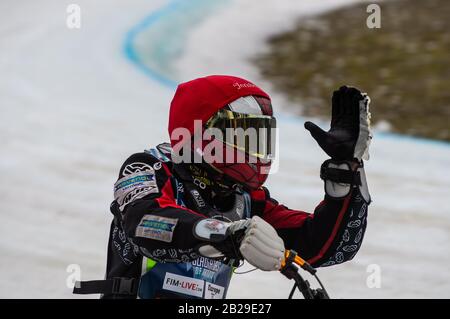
top-left (205, 109), bottom-right (276, 160)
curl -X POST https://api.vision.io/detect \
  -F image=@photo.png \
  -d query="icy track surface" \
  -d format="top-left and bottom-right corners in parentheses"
top-left (0, 0), bottom-right (449, 298)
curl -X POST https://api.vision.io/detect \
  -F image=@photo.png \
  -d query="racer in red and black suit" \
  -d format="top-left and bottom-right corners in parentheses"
top-left (74, 75), bottom-right (372, 299)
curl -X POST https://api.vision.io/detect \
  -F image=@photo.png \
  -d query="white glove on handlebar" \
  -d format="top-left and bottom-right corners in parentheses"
top-left (239, 216), bottom-right (285, 271)
top-left (194, 216), bottom-right (285, 271)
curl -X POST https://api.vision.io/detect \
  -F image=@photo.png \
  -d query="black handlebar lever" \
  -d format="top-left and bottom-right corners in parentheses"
top-left (280, 250), bottom-right (330, 299)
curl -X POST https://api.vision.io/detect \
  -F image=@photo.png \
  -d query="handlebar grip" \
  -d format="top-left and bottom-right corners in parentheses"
top-left (282, 250), bottom-right (317, 275)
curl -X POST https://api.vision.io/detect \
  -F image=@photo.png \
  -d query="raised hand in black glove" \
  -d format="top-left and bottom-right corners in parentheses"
top-left (304, 86), bottom-right (372, 161)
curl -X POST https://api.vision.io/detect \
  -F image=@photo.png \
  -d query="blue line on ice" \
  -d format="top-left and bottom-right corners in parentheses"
top-left (123, 0), bottom-right (182, 89)
top-left (123, 0), bottom-right (450, 148)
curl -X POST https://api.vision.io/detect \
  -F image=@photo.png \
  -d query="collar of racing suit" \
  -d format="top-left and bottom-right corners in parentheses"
top-left (172, 163), bottom-right (250, 221)
top-left (152, 143), bottom-right (250, 220)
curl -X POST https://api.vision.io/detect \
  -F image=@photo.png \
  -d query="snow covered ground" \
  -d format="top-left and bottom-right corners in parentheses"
top-left (0, 0), bottom-right (449, 298)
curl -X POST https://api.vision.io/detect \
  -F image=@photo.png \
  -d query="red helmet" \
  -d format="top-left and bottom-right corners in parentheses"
top-left (168, 75), bottom-right (276, 190)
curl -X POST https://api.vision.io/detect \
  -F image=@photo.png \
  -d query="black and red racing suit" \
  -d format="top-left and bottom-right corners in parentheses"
top-left (98, 143), bottom-right (370, 299)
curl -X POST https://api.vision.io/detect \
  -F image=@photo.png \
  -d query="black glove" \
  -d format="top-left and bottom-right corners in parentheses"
top-left (304, 86), bottom-right (372, 161)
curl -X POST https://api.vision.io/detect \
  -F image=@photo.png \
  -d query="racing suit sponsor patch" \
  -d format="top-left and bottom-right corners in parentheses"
top-left (114, 170), bottom-right (159, 211)
top-left (163, 272), bottom-right (204, 298)
top-left (135, 215), bottom-right (178, 243)
top-left (204, 282), bottom-right (225, 299)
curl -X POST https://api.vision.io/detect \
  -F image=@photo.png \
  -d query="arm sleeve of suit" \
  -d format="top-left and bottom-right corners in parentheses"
top-left (250, 160), bottom-right (371, 268)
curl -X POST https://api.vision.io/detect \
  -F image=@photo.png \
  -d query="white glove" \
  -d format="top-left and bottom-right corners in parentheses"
top-left (239, 216), bottom-right (285, 271)
top-left (194, 216), bottom-right (285, 271)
